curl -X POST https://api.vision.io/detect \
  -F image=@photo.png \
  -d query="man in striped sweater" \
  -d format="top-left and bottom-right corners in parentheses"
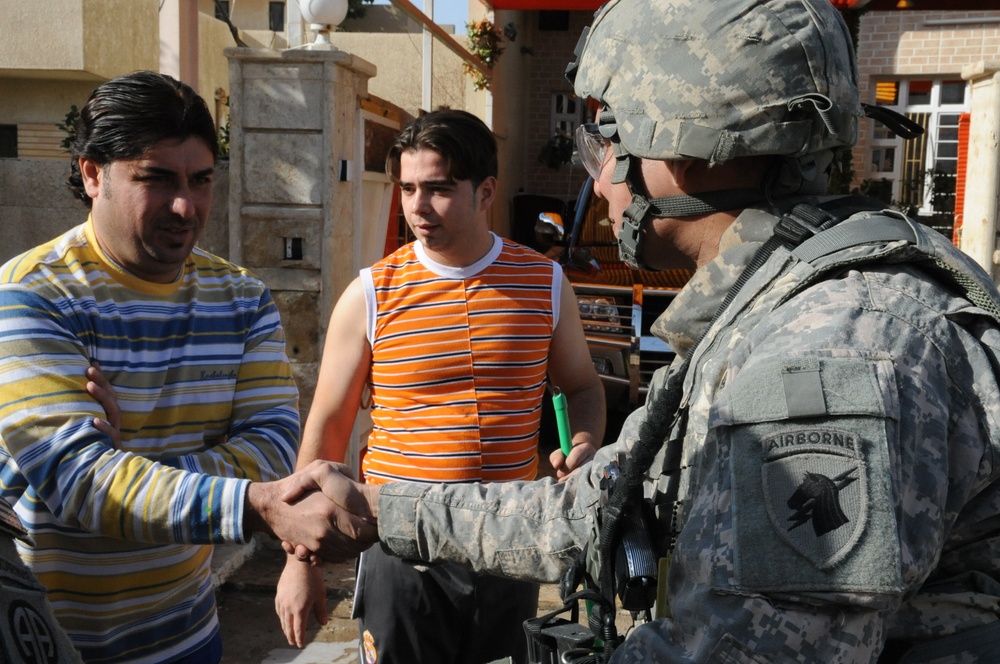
top-left (0, 71), bottom-right (374, 663)
top-left (275, 109), bottom-right (606, 663)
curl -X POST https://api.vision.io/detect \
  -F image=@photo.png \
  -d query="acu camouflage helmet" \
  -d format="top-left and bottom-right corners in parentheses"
top-left (569, 0), bottom-right (862, 167)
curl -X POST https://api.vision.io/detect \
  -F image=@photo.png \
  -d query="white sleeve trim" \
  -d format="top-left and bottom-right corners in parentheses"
top-left (361, 267), bottom-right (377, 346)
top-left (552, 261), bottom-right (563, 330)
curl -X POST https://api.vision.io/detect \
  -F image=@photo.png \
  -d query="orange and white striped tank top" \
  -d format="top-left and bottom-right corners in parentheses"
top-left (360, 233), bottom-right (562, 485)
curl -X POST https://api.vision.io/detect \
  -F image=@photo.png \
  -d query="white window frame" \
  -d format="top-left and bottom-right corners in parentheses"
top-left (868, 78), bottom-right (969, 217)
top-left (550, 93), bottom-right (582, 137)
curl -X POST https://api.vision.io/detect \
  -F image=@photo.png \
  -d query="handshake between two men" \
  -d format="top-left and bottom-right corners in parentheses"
top-left (245, 461), bottom-right (382, 563)
top-left (87, 362), bottom-right (383, 563)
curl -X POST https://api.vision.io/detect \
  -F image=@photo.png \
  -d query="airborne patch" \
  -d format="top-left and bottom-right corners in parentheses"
top-left (725, 355), bottom-right (903, 597)
top-left (760, 428), bottom-right (867, 570)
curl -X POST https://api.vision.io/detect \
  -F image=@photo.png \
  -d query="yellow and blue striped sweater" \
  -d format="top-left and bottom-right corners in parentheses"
top-left (0, 218), bottom-right (299, 662)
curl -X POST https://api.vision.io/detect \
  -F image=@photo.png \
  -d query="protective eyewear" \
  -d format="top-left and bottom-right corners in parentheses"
top-left (575, 123), bottom-right (611, 181)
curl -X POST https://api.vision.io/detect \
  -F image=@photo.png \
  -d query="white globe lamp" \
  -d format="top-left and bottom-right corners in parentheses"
top-left (297, 0), bottom-right (349, 48)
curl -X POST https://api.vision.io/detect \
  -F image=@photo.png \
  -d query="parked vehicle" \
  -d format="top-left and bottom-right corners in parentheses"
top-left (532, 178), bottom-right (693, 412)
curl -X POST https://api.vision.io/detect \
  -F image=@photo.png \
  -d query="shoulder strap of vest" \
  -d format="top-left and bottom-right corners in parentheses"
top-left (790, 203), bottom-right (1000, 328)
top-left (593, 198), bottom-right (1000, 658)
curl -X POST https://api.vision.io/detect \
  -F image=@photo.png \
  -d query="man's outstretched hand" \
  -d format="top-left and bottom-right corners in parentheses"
top-left (277, 460), bottom-right (382, 564)
top-left (245, 462), bottom-right (379, 564)
top-left (88, 361), bottom-right (377, 563)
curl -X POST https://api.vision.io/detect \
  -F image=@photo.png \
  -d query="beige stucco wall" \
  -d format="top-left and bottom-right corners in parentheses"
top-left (83, 0), bottom-right (160, 79)
top-left (2, 2), bottom-right (86, 72)
top-left (0, 79), bottom-right (99, 127)
top-left (486, 8), bottom-right (592, 237)
top-left (198, 12), bottom-right (243, 109)
top-left (0, 3), bottom-right (246, 151)
top-left (199, 0), bottom-right (275, 32)
top-left (196, 0), bottom-right (289, 49)
top-left (0, 0), bottom-right (158, 80)
top-left (329, 34), bottom-right (467, 117)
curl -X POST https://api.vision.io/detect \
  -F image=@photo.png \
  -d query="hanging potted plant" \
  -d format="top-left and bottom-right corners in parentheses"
top-left (537, 129), bottom-right (574, 170)
top-left (464, 19), bottom-right (504, 91)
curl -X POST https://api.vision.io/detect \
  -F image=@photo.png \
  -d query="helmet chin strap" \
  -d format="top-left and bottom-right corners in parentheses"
top-left (615, 154), bottom-right (768, 270)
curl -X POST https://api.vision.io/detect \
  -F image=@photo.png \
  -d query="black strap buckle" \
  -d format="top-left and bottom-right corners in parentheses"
top-left (774, 204), bottom-right (841, 248)
top-left (618, 194), bottom-right (651, 269)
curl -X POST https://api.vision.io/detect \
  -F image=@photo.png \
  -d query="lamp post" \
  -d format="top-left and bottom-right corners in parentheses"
top-left (297, 0), bottom-right (349, 48)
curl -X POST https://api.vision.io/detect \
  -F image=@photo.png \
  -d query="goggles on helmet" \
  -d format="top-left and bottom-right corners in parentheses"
top-left (575, 123), bottom-right (610, 181)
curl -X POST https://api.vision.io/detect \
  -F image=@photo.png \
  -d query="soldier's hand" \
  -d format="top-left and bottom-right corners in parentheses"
top-left (245, 471), bottom-right (378, 564)
top-left (280, 460), bottom-right (380, 520)
top-left (277, 461), bottom-right (381, 563)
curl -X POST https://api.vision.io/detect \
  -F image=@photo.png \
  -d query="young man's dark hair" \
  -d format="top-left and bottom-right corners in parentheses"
top-left (66, 71), bottom-right (218, 208)
top-left (278, 1), bottom-right (1000, 662)
top-left (385, 108), bottom-right (498, 191)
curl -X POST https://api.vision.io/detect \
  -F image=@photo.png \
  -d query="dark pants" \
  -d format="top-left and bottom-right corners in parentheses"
top-left (355, 546), bottom-right (539, 664)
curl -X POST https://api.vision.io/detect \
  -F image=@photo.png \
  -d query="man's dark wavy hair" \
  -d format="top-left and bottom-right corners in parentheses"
top-left (67, 71), bottom-right (218, 208)
top-left (385, 108), bottom-right (498, 191)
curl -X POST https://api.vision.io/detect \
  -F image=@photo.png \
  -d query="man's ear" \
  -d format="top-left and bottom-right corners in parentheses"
top-left (79, 158), bottom-right (103, 199)
top-left (476, 176), bottom-right (497, 211)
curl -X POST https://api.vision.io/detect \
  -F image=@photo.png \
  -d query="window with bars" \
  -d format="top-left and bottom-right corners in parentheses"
top-left (869, 79), bottom-right (968, 233)
top-left (550, 93), bottom-right (581, 136)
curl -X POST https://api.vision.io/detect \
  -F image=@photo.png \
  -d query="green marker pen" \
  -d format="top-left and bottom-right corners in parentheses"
top-left (553, 387), bottom-right (593, 621)
top-left (552, 386), bottom-right (573, 456)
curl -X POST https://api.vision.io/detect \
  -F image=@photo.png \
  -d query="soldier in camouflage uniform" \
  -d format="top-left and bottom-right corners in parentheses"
top-left (288, 0), bottom-right (1000, 661)
top-left (0, 498), bottom-right (82, 664)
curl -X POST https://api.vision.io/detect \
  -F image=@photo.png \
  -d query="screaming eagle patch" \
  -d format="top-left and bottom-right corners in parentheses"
top-left (721, 354), bottom-right (904, 599)
top-left (729, 416), bottom-right (902, 597)
top-left (761, 428), bottom-right (867, 569)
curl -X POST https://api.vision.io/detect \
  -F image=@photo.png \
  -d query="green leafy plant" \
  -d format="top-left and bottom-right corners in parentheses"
top-left (464, 19), bottom-right (503, 91)
top-left (827, 148), bottom-right (856, 195)
top-left (347, 0), bottom-right (375, 20)
top-left (216, 93), bottom-right (231, 160)
top-left (56, 105), bottom-right (80, 151)
top-left (853, 177), bottom-right (893, 205)
top-left (537, 130), bottom-right (574, 169)
top-left (853, 168), bottom-right (956, 237)
top-left (218, 116), bottom-right (231, 160)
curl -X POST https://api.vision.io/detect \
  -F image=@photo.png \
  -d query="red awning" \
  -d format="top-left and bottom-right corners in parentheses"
top-left (487, 0), bottom-right (603, 9)
top-left (829, 0), bottom-right (873, 8)
top-left (487, 0), bottom-right (871, 8)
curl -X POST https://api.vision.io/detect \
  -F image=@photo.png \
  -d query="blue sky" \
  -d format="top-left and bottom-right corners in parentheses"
top-left (373, 0), bottom-right (470, 30)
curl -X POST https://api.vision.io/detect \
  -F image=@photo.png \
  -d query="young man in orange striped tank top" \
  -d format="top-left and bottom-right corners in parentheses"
top-left (275, 109), bottom-right (605, 663)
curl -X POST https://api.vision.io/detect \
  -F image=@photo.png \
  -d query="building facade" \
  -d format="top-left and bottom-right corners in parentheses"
top-left (853, 1), bottom-right (1000, 241)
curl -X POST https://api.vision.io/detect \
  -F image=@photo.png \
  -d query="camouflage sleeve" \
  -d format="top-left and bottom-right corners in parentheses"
top-left (0, 504), bottom-right (83, 663)
top-left (380, 263), bottom-right (1000, 662)
top-left (640, 265), bottom-right (1000, 662)
top-left (377, 442), bottom-right (623, 583)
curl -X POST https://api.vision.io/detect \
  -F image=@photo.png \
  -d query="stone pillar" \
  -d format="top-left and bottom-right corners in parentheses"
top-left (960, 61), bottom-right (1000, 283)
top-left (226, 47), bottom-right (379, 477)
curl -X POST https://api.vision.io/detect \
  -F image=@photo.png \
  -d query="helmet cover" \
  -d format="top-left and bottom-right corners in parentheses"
top-left (571, 0), bottom-right (862, 165)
